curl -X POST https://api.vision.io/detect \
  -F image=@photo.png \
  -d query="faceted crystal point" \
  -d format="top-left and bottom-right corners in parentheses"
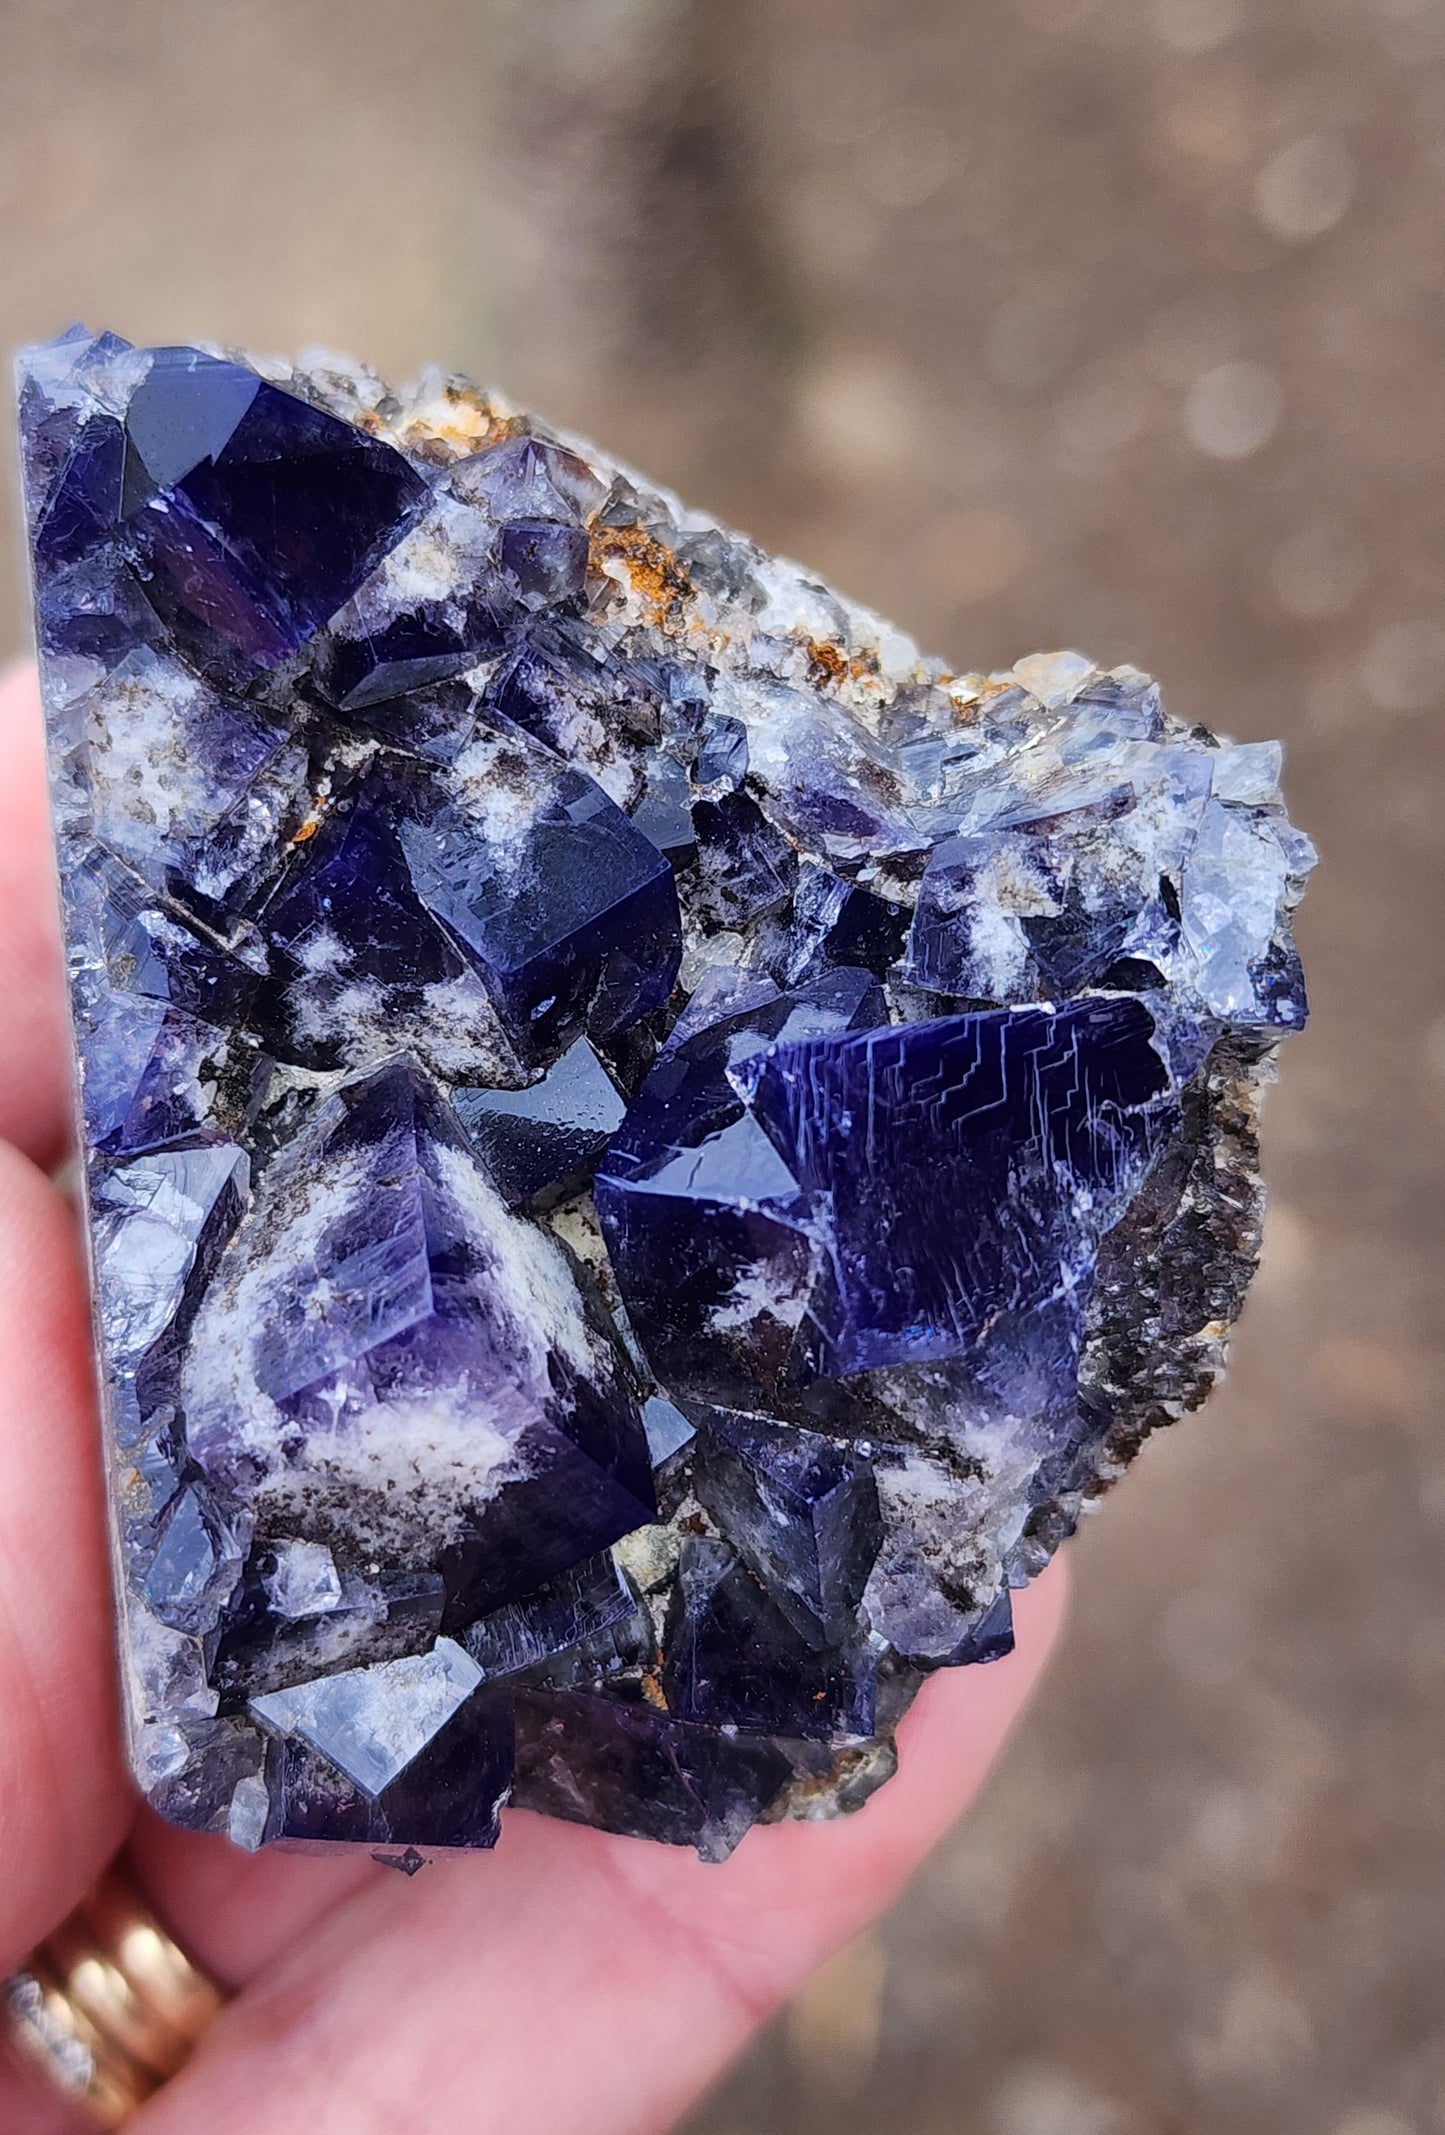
top-left (395, 727), bottom-right (683, 1065)
top-left (451, 1037), bottom-right (627, 1209)
top-left (737, 995), bottom-right (1180, 1382)
top-left (459, 1553), bottom-right (636, 1679)
top-left (946, 1588), bottom-right (1016, 1667)
top-left (20, 329), bottom-right (1312, 1858)
top-left (661, 1535), bottom-right (878, 1740)
top-left (512, 1689), bottom-right (794, 1862)
top-left (255, 1641), bottom-right (513, 1850)
top-left (691, 1408), bottom-right (883, 1643)
top-left (182, 1054), bottom-right (656, 1620)
top-left (35, 340), bottom-right (430, 678)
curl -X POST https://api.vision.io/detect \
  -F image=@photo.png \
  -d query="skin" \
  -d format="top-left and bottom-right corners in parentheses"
top-left (0, 662), bottom-right (1067, 2133)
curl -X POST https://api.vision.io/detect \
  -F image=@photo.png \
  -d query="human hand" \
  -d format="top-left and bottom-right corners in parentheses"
top-left (0, 660), bottom-right (1067, 2135)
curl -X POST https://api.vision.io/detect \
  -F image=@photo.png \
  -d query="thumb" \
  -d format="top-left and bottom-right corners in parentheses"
top-left (0, 1141), bottom-right (130, 1975)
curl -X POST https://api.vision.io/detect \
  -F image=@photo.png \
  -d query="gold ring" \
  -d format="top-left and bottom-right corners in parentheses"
top-left (4, 1863), bottom-right (225, 2126)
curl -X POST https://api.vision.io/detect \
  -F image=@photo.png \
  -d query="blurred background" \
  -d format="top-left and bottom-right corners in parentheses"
top-left (1, 1), bottom-right (1441, 2129)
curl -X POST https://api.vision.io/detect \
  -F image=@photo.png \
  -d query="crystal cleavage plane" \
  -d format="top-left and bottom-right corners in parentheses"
top-left (16, 328), bottom-right (1313, 1861)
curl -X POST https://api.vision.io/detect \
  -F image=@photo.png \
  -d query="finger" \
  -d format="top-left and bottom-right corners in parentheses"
top-left (133, 1567), bottom-right (1065, 2135)
top-left (0, 1141), bottom-right (129, 1976)
top-left (126, 1820), bottom-right (383, 1993)
top-left (0, 665), bottom-right (72, 1171)
top-left (0, 2046), bottom-right (97, 2134)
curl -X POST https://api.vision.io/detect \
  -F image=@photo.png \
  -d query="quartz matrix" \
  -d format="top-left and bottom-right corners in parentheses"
top-left (17, 329), bottom-right (1313, 1859)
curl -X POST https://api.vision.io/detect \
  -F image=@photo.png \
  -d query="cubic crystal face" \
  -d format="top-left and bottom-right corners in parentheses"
top-left (17, 328), bottom-right (1313, 1859)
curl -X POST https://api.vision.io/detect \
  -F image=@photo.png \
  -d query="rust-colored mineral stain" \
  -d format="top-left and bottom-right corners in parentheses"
top-left (290, 795), bottom-right (331, 846)
top-left (590, 521), bottom-right (691, 620)
top-left (806, 636), bottom-right (882, 690)
top-left (806, 637), bottom-right (850, 686)
top-left (783, 1750), bottom-right (871, 1806)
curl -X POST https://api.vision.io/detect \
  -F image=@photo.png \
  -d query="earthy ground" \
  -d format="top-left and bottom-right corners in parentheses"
top-left (1, 2), bottom-right (1442, 2130)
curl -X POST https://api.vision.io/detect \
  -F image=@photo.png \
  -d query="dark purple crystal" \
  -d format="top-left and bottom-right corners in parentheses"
top-left (395, 733), bottom-right (683, 1065)
top-left (182, 1055), bottom-right (656, 1628)
top-left (122, 348), bottom-right (429, 674)
top-left (451, 1037), bottom-right (626, 1209)
top-left (691, 1407), bottom-right (882, 1643)
top-left (662, 1536), bottom-right (878, 1740)
top-left (512, 1688), bottom-right (793, 1862)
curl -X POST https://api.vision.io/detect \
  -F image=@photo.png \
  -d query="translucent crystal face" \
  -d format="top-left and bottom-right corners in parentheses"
top-left (17, 327), bottom-right (1312, 1861)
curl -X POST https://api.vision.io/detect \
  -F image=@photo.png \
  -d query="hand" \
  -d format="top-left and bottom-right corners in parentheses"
top-left (0, 660), bottom-right (1067, 2135)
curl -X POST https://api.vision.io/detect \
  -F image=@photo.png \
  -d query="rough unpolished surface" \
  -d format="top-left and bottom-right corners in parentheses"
top-left (17, 328), bottom-right (1312, 1859)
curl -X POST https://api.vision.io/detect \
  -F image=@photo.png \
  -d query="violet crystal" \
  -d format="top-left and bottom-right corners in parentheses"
top-left (16, 329), bottom-right (1313, 1860)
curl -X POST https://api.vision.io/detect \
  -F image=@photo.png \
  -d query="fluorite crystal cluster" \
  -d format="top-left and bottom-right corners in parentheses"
top-left (17, 328), bottom-right (1312, 1861)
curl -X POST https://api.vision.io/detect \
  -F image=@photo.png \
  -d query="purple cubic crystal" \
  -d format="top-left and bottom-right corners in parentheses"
top-left (512, 1688), bottom-right (793, 1862)
top-left (735, 996), bottom-right (1179, 1381)
top-left (661, 1536), bottom-right (878, 1740)
top-left (180, 1055), bottom-right (656, 1628)
top-left (394, 727), bottom-right (683, 1065)
top-left (254, 1643), bottom-right (513, 1850)
top-left (18, 332), bottom-right (1312, 1857)
top-left (691, 1407), bottom-right (883, 1644)
top-left (451, 1037), bottom-right (627, 1210)
top-left (122, 348), bottom-right (430, 675)
top-left (459, 1552), bottom-right (636, 1680)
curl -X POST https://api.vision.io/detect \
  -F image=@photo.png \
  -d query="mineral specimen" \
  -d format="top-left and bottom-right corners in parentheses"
top-left (17, 327), bottom-right (1313, 1861)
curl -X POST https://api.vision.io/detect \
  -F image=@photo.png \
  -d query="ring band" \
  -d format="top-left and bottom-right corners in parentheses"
top-left (5, 1863), bottom-right (224, 2125)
